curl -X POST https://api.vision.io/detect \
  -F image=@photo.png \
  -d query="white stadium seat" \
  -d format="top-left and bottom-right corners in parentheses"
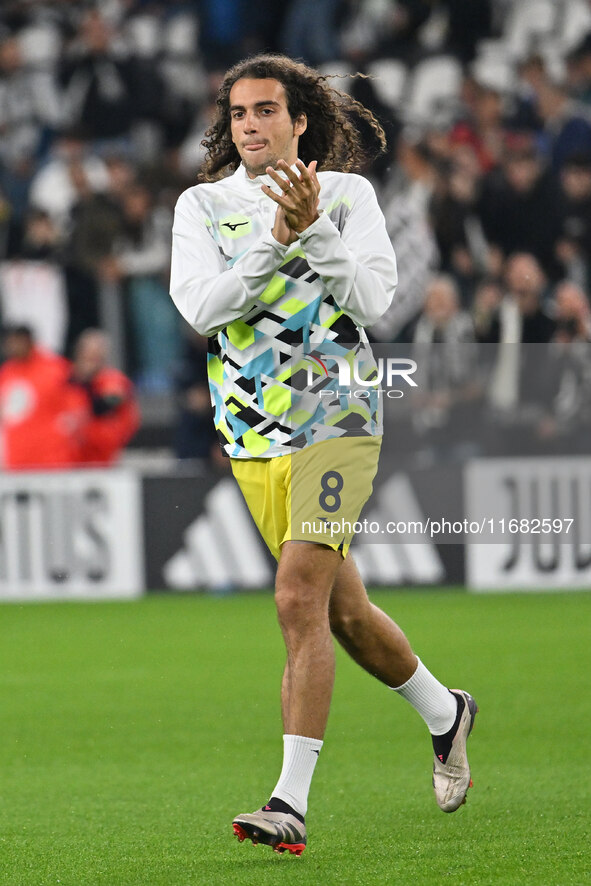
top-left (471, 49), bottom-right (516, 94)
top-left (405, 54), bottom-right (463, 124)
top-left (125, 15), bottom-right (162, 58)
top-left (18, 24), bottom-right (61, 66)
top-left (163, 13), bottom-right (199, 57)
top-left (503, 0), bottom-right (557, 60)
top-left (317, 60), bottom-right (355, 93)
top-left (366, 58), bottom-right (408, 109)
top-left (560, 0), bottom-right (591, 53)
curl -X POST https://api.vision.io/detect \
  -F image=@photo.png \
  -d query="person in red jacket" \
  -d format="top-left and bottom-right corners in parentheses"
top-left (68, 328), bottom-right (140, 466)
top-left (0, 325), bottom-right (76, 469)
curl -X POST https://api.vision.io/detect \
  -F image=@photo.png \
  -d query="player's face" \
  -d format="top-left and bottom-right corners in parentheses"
top-left (229, 78), bottom-right (307, 178)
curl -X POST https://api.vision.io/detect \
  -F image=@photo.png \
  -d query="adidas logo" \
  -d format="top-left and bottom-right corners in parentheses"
top-left (162, 472), bottom-right (442, 591)
top-left (352, 473), bottom-right (444, 585)
top-left (163, 478), bottom-right (273, 592)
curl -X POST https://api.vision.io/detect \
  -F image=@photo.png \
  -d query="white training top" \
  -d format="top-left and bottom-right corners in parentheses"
top-left (170, 163), bottom-right (397, 458)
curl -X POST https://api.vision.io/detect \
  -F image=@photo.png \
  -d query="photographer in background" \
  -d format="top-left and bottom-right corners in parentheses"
top-left (67, 328), bottom-right (139, 466)
top-left (0, 324), bottom-right (73, 469)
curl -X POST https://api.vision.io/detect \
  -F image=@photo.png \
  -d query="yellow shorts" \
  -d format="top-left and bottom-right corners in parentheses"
top-left (231, 436), bottom-right (382, 561)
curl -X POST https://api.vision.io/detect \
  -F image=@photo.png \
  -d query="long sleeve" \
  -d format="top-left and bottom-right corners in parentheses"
top-left (168, 168), bottom-right (392, 459)
top-left (297, 176), bottom-right (397, 328)
top-left (170, 195), bottom-right (289, 336)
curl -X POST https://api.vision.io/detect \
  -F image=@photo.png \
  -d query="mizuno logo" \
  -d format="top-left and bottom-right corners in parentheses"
top-left (222, 221), bottom-right (249, 231)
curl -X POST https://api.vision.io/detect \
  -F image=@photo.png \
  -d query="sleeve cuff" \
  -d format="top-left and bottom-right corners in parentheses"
top-left (297, 210), bottom-right (330, 242)
top-left (266, 230), bottom-right (292, 253)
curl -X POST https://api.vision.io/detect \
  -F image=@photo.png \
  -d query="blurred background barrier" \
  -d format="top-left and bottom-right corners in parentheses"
top-left (465, 456), bottom-right (591, 590)
top-left (0, 468), bottom-right (143, 600)
top-left (1, 453), bottom-right (590, 601)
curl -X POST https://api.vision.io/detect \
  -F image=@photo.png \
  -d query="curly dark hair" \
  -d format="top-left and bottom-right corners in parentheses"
top-left (199, 54), bottom-right (387, 182)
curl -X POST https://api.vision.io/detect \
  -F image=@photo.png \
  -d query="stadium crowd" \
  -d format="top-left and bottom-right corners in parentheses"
top-left (0, 0), bottom-right (590, 465)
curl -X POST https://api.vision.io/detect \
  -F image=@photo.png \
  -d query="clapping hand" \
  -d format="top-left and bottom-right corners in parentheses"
top-left (264, 159), bottom-right (320, 243)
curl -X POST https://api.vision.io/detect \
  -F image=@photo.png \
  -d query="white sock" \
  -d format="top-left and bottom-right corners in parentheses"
top-left (391, 658), bottom-right (457, 735)
top-left (271, 734), bottom-right (323, 817)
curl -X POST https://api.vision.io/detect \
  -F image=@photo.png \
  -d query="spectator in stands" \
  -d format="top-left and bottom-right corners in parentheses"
top-left (552, 279), bottom-right (591, 343)
top-left (478, 131), bottom-right (564, 280)
top-left (67, 328), bottom-right (139, 466)
top-left (0, 33), bottom-right (61, 243)
top-left (341, 0), bottom-right (431, 64)
top-left (0, 324), bottom-right (74, 469)
top-left (173, 330), bottom-right (223, 464)
top-left (28, 127), bottom-right (109, 238)
top-left (484, 253), bottom-right (557, 444)
top-left (280, 0), bottom-right (342, 66)
top-left (412, 274), bottom-right (476, 347)
top-left (0, 209), bottom-right (68, 353)
top-left (452, 72), bottom-right (508, 174)
top-left (507, 281), bottom-right (591, 455)
top-left (410, 274), bottom-right (481, 459)
top-left (537, 279), bottom-right (591, 450)
top-left (0, 33), bottom-right (62, 175)
top-left (430, 140), bottom-right (487, 302)
top-left (481, 252), bottom-right (556, 345)
top-left (556, 151), bottom-right (591, 289)
top-left (371, 132), bottom-right (439, 341)
top-left (0, 185), bottom-right (13, 259)
top-left (64, 153), bottom-right (136, 351)
top-left (99, 182), bottom-right (180, 391)
top-left (566, 33), bottom-right (591, 106)
top-left (521, 54), bottom-right (591, 172)
top-left (59, 10), bottom-right (151, 149)
top-left (471, 276), bottom-right (503, 342)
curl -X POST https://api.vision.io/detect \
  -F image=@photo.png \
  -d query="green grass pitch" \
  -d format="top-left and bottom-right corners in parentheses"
top-left (1, 589), bottom-right (590, 886)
